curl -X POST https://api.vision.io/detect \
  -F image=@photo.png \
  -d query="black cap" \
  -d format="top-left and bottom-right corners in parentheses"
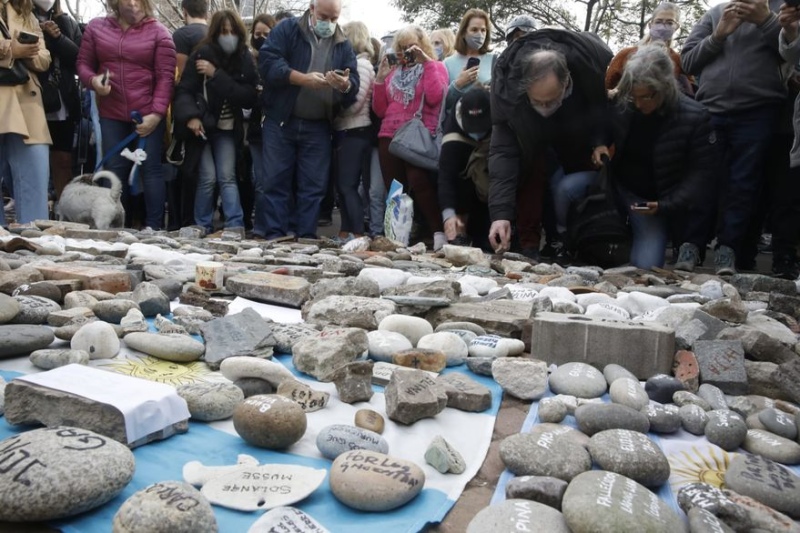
top-left (458, 89), bottom-right (491, 134)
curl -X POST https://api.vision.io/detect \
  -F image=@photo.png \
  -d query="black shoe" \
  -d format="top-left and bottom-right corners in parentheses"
top-left (539, 241), bottom-right (559, 259)
top-left (772, 255), bottom-right (800, 280)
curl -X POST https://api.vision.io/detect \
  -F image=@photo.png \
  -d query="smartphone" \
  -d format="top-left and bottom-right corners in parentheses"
top-left (386, 52), bottom-right (398, 66)
top-left (466, 57), bottom-right (480, 70)
top-left (17, 31), bottom-right (39, 44)
top-left (631, 202), bottom-right (649, 211)
top-left (403, 50), bottom-right (415, 63)
top-left (333, 69), bottom-right (346, 76)
top-left (101, 68), bottom-right (110, 86)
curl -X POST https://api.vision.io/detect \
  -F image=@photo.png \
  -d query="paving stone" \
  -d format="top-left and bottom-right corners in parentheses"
top-left (200, 308), bottom-right (276, 370)
top-left (694, 340), bottom-right (748, 395)
top-left (492, 358), bottom-right (548, 400)
top-left (302, 295), bottom-right (396, 330)
top-left (428, 300), bottom-right (532, 341)
top-left (226, 272), bottom-right (311, 308)
top-left (384, 368), bottom-right (447, 425)
top-left (326, 360), bottom-right (374, 404)
top-left (745, 360), bottom-right (791, 400)
top-left (774, 357), bottom-right (800, 404)
top-left (34, 264), bottom-right (131, 294)
top-left (435, 372), bottom-right (492, 412)
top-left (718, 326), bottom-right (798, 365)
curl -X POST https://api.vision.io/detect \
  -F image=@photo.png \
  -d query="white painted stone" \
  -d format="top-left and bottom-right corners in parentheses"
top-left (201, 465), bottom-right (327, 511)
top-left (367, 330), bottom-right (413, 362)
top-left (357, 268), bottom-right (411, 291)
top-left (616, 291), bottom-right (670, 318)
top-left (71, 321), bottom-right (120, 359)
top-left (219, 356), bottom-right (295, 388)
top-left (585, 303), bottom-right (631, 321)
top-left (378, 314), bottom-right (433, 346)
top-left (539, 287), bottom-right (576, 302)
top-left (457, 275), bottom-right (498, 296)
top-left (417, 332), bottom-right (468, 366)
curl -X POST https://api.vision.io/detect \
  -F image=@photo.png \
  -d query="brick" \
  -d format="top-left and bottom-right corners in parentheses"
top-left (34, 264), bottom-right (131, 294)
top-left (673, 350), bottom-right (700, 392)
top-left (64, 228), bottom-right (121, 240)
top-left (528, 312), bottom-right (675, 379)
top-left (225, 272), bottom-right (311, 308)
top-left (694, 340), bottom-right (748, 395)
top-left (426, 301), bottom-right (532, 341)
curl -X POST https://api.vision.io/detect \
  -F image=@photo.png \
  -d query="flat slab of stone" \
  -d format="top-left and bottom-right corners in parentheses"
top-left (427, 301), bottom-right (532, 340)
top-left (34, 264), bottom-right (131, 294)
top-left (226, 273), bottom-right (311, 308)
top-left (200, 308), bottom-right (276, 370)
top-left (0, 325), bottom-right (55, 359)
top-left (529, 313), bottom-right (675, 379)
top-left (694, 340), bottom-right (748, 395)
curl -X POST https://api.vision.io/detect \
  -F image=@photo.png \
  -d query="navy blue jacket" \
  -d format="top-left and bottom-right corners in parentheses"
top-left (258, 10), bottom-right (358, 124)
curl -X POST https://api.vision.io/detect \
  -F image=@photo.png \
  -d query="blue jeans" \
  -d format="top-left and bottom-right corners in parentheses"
top-left (335, 129), bottom-right (372, 234)
top-left (262, 117), bottom-right (332, 239)
top-left (196, 130), bottom-right (244, 232)
top-left (249, 141), bottom-right (269, 237)
top-left (368, 147), bottom-right (386, 236)
top-left (617, 186), bottom-right (669, 269)
top-left (550, 168), bottom-right (598, 233)
top-left (99, 117), bottom-right (166, 229)
top-left (0, 134), bottom-right (49, 225)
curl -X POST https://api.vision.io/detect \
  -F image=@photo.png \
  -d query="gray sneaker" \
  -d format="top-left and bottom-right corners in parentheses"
top-left (675, 243), bottom-right (701, 272)
top-left (714, 245), bottom-right (737, 276)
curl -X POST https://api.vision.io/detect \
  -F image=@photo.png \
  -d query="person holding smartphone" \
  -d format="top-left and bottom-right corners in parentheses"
top-left (443, 8), bottom-right (495, 112)
top-left (0, 0), bottom-right (52, 225)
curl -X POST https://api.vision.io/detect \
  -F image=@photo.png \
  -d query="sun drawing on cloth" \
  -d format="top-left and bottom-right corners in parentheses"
top-left (95, 356), bottom-right (215, 386)
top-left (669, 445), bottom-right (737, 490)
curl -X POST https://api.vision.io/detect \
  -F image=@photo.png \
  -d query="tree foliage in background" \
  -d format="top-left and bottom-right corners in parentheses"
top-left (391, 0), bottom-right (712, 48)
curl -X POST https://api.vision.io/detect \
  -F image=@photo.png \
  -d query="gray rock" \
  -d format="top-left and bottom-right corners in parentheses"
top-left (93, 299), bottom-right (141, 324)
top-left (434, 321), bottom-right (487, 336)
top-left (679, 404), bottom-right (709, 435)
top-left (499, 431), bottom-right (591, 481)
top-left (701, 297), bottom-right (748, 324)
top-left (219, 356), bottom-right (294, 389)
top-left (177, 382), bottom-right (244, 421)
top-left (548, 362), bottom-right (607, 399)
top-left (29, 348), bottom-right (90, 369)
top-left (537, 397), bottom-right (568, 423)
top-left (302, 295), bottom-right (396, 330)
top-left (704, 409), bottom-right (747, 451)
top-left (271, 323), bottom-right (319, 354)
top-left (124, 332), bottom-right (205, 363)
top-left (588, 429), bottom-right (671, 487)
top-left (742, 430), bottom-right (800, 465)
top-left (746, 361), bottom-right (790, 400)
top-left (424, 435), bottom-right (466, 474)
top-left (292, 328), bottom-right (368, 381)
top-left (149, 278), bottom-right (182, 301)
top-left (200, 308), bottom-right (276, 370)
top-left (0, 292), bottom-right (20, 323)
top-left (775, 357), bottom-right (800, 404)
top-left (0, 427), bottom-right (135, 521)
top-left (131, 282), bottom-right (171, 317)
top-left (64, 291), bottom-right (99, 310)
top-left (673, 390), bottom-right (712, 411)
top-left (0, 325), bottom-right (55, 359)
top-left (718, 326), bottom-right (798, 365)
top-left (758, 408), bottom-right (797, 440)
top-left (366, 329), bottom-right (413, 362)
top-left (112, 481), bottom-right (217, 533)
top-left (504, 476), bottom-right (568, 510)
top-left (467, 499), bottom-right (571, 533)
top-left (643, 402), bottom-right (682, 434)
top-left (47, 307), bottom-right (95, 328)
top-left (644, 374), bottom-right (686, 403)
top-left (329, 450), bottom-right (424, 511)
top-left (233, 378), bottom-right (274, 398)
top-left (226, 272), bottom-right (311, 308)
top-left (491, 358), bottom-right (548, 400)
top-left (233, 395), bottom-right (307, 449)
top-left (0, 265), bottom-right (44, 294)
top-left (327, 360), bottom-right (374, 404)
top-left (316, 424), bottom-right (389, 460)
top-left (276, 380), bottom-right (330, 413)
top-left (310, 277), bottom-right (380, 300)
top-left (729, 395), bottom-right (776, 418)
top-left (608, 377), bottom-right (649, 411)
top-left (14, 281), bottom-right (62, 303)
top-left (435, 372), bottom-right (492, 412)
top-left (562, 471), bottom-right (687, 533)
top-left (384, 368), bottom-right (447, 425)
top-left (687, 507), bottom-right (735, 533)
top-left (465, 357), bottom-right (494, 376)
top-left (694, 340), bottom-right (748, 395)
top-left (698, 383), bottom-right (729, 410)
top-left (602, 363), bottom-right (638, 386)
top-left (10, 295), bottom-right (60, 325)
top-left (730, 273), bottom-right (797, 296)
top-left (575, 403), bottom-right (650, 436)
top-left (71, 321), bottom-right (120, 359)
top-left (725, 453), bottom-right (800, 519)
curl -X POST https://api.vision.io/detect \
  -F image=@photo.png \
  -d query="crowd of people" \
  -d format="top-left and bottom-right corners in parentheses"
top-left (2, 0), bottom-right (800, 279)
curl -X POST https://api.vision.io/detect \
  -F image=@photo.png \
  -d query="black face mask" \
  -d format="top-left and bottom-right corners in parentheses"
top-left (252, 36), bottom-right (266, 50)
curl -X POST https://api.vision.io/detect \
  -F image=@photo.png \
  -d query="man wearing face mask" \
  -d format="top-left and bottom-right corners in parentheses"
top-left (258, 0), bottom-right (359, 240)
top-left (488, 30), bottom-right (613, 257)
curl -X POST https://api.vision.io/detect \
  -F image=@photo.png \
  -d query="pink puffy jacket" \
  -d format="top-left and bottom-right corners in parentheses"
top-left (77, 16), bottom-right (175, 121)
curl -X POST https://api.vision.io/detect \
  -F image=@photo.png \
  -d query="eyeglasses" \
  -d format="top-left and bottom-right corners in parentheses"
top-left (653, 19), bottom-right (677, 27)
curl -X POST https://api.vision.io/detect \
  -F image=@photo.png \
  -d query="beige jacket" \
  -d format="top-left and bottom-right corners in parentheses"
top-left (0, 0), bottom-right (51, 144)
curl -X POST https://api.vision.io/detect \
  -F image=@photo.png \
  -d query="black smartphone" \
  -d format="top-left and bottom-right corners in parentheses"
top-left (333, 69), bottom-right (346, 76)
top-left (466, 57), bottom-right (480, 70)
top-left (386, 52), bottom-right (398, 66)
top-left (17, 31), bottom-right (40, 44)
top-left (101, 68), bottom-right (109, 85)
top-left (404, 50), bottom-right (415, 63)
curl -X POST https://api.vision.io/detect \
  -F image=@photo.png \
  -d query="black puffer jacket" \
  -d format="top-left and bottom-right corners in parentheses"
top-left (36, 9), bottom-right (82, 119)
top-left (609, 95), bottom-right (718, 212)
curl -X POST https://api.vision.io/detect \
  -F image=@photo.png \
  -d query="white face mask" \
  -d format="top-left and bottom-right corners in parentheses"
top-left (218, 34), bottom-right (238, 55)
top-left (34, 0), bottom-right (56, 11)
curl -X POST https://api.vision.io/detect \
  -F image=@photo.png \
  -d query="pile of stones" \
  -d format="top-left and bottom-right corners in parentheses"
top-left (0, 222), bottom-right (798, 530)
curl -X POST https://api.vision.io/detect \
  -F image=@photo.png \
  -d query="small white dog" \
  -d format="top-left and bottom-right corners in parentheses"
top-left (56, 170), bottom-right (125, 229)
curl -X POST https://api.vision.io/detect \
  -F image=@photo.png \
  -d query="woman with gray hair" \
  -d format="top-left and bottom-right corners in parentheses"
top-left (608, 44), bottom-right (716, 270)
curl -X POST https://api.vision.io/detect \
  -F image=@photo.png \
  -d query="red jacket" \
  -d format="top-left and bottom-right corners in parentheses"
top-left (77, 16), bottom-right (175, 121)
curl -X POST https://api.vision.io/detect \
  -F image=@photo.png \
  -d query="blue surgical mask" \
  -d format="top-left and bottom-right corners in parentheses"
top-left (466, 33), bottom-right (486, 51)
top-left (218, 35), bottom-right (238, 55)
top-left (314, 19), bottom-right (336, 39)
top-left (468, 132), bottom-right (486, 141)
top-left (434, 45), bottom-right (444, 60)
top-left (649, 23), bottom-right (675, 42)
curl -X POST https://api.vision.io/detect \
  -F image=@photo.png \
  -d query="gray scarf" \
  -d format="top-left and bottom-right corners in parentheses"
top-left (389, 63), bottom-right (424, 107)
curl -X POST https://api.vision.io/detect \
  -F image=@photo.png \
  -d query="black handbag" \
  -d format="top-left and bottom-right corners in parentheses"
top-left (0, 14), bottom-right (29, 86)
top-left (39, 75), bottom-right (62, 112)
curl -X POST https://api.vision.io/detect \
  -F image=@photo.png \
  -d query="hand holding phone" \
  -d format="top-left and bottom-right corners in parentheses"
top-left (101, 68), bottom-right (110, 86)
top-left (465, 57), bottom-right (480, 70)
top-left (17, 31), bottom-right (40, 45)
top-left (333, 69), bottom-right (346, 76)
top-left (631, 202), bottom-right (649, 210)
top-left (385, 52), bottom-right (398, 66)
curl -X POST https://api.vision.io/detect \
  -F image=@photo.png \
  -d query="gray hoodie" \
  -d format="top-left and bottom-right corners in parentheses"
top-left (779, 28), bottom-right (800, 167)
top-left (681, 0), bottom-right (785, 114)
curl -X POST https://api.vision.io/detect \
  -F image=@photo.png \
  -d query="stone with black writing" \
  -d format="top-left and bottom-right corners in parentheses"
top-left (92, 299), bottom-right (141, 324)
top-left (233, 395), bottom-right (307, 450)
top-left (575, 403), bottom-right (650, 436)
top-left (366, 330), bottom-right (413, 362)
top-left (725, 454), bottom-right (800, 519)
top-left (220, 356), bottom-right (295, 388)
top-left (316, 424), bottom-right (389, 460)
top-left (354, 409), bottom-right (385, 434)
top-left (694, 340), bottom-right (748, 395)
top-left (271, 323), bottom-right (319, 355)
top-left (131, 281), bottom-right (171, 317)
top-left (276, 380), bottom-right (330, 413)
top-left (608, 377), bottom-right (649, 411)
top-left (330, 450), bottom-right (425, 511)
top-left (435, 373), bottom-right (492, 412)
top-left (177, 382), bottom-right (244, 421)
top-left (201, 464), bottom-right (326, 511)
top-left (416, 332), bottom-right (468, 367)
top-left (112, 481), bottom-right (218, 533)
top-left (587, 429), bottom-right (670, 488)
top-left (293, 328), bottom-right (369, 381)
top-left (124, 332), bottom-right (205, 363)
top-left (537, 397), bottom-right (568, 423)
top-left (673, 390), bottom-right (711, 411)
top-left (499, 431), bottom-right (591, 482)
top-left (71, 320), bottom-right (120, 359)
top-left (201, 308), bottom-right (276, 370)
top-left (742, 430), bottom-right (800, 465)
top-left (758, 408), bottom-right (798, 441)
top-left (0, 427), bottom-right (135, 521)
top-left (562, 471), bottom-right (687, 533)
top-left (29, 348), bottom-right (90, 369)
top-left (643, 402), bottom-right (681, 434)
top-left (704, 409), bottom-right (747, 451)
top-left (687, 507), bottom-right (735, 533)
top-left (468, 335), bottom-right (525, 358)
top-left (377, 314), bottom-right (433, 346)
top-left (384, 368), bottom-right (447, 425)
top-left (10, 295), bottom-right (60, 325)
top-left (326, 361), bottom-right (374, 404)
top-left (644, 374), bottom-right (686, 404)
top-left (549, 362), bottom-right (607, 399)
top-left (698, 383), bottom-right (729, 411)
top-left (392, 348), bottom-right (447, 372)
top-left (679, 404), bottom-right (709, 435)
top-left (467, 499), bottom-right (571, 533)
top-left (248, 506), bottom-right (330, 533)
top-left (0, 325), bottom-right (55, 359)
top-left (0, 292), bottom-right (20, 323)
top-left (492, 358), bottom-right (548, 400)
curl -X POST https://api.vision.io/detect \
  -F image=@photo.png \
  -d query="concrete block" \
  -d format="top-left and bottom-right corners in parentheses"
top-left (34, 264), bottom-right (131, 294)
top-left (427, 300), bottom-right (533, 341)
top-left (694, 340), bottom-right (748, 395)
top-left (528, 313), bottom-right (675, 379)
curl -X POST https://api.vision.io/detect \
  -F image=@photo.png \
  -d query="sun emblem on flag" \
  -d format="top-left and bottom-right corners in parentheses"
top-left (94, 355), bottom-right (218, 386)
top-left (668, 445), bottom-right (737, 489)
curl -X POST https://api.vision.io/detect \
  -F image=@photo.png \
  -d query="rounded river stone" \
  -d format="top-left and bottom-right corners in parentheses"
top-left (10, 295), bottom-right (60, 325)
top-left (178, 382), bottom-right (244, 421)
top-left (377, 314), bottom-right (433, 346)
top-left (71, 320), bottom-right (120, 359)
top-left (329, 450), bottom-right (425, 511)
top-left (92, 299), bottom-right (141, 324)
top-left (124, 332), bottom-right (205, 363)
top-left (644, 374), bottom-right (686, 404)
top-left (354, 409), bottom-right (385, 434)
top-left (704, 409), bottom-right (747, 451)
top-left (0, 293), bottom-right (20, 323)
top-left (679, 404), bottom-right (709, 436)
top-left (724, 453), bottom-right (800, 519)
top-left (643, 402), bottom-right (681, 434)
top-left (467, 499), bottom-right (571, 533)
top-left (549, 362), bottom-right (607, 398)
top-left (316, 424), bottom-right (389, 460)
top-left (499, 431), bottom-right (591, 482)
top-left (603, 364), bottom-right (638, 386)
top-left (575, 403), bottom-right (650, 436)
top-left (29, 348), bottom-right (90, 369)
top-left (0, 427), bottom-right (135, 521)
top-left (233, 395), bottom-right (307, 449)
top-left (538, 397), bottom-right (568, 423)
top-left (742, 430), bottom-right (800, 465)
top-left (758, 408), bottom-right (798, 441)
top-left (588, 429), bottom-right (670, 488)
top-left (233, 378), bottom-right (274, 398)
top-left (0, 325), bottom-right (55, 359)
top-left (609, 377), bottom-right (649, 411)
top-left (112, 481), bottom-right (218, 533)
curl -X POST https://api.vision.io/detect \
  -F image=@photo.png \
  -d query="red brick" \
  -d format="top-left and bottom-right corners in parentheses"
top-left (673, 349), bottom-right (700, 392)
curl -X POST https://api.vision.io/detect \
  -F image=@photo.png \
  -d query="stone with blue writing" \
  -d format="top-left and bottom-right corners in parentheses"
top-left (248, 506), bottom-right (330, 533)
top-left (316, 424), bottom-right (389, 460)
top-left (200, 464), bottom-right (327, 511)
top-left (608, 377), bottom-right (649, 411)
top-left (112, 481), bottom-right (218, 533)
top-left (424, 435), bottom-right (466, 474)
top-left (329, 450), bottom-right (425, 511)
top-left (233, 395), bottom-right (307, 450)
top-left (704, 409), bottom-right (747, 451)
top-left (587, 429), bottom-right (670, 488)
top-left (434, 321), bottom-right (487, 336)
top-left (467, 499), bottom-right (571, 533)
top-left (725, 453), bottom-right (800, 519)
top-left (562, 471), bottom-right (687, 533)
top-left (0, 427), bottom-right (135, 521)
top-left (499, 431), bottom-right (591, 482)
top-left (742, 430), bottom-right (800, 465)
top-left (549, 362), bottom-right (607, 399)
top-left (758, 408), bottom-right (798, 441)
top-left (416, 332), bottom-right (468, 366)
top-left (468, 335), bottom-right (524, 359)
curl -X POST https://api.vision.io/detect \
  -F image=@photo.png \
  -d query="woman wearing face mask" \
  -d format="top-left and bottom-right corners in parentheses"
top-left (430, 27), bottom-right (455, 61)
top-left (32, 0), bottom-right (81, 201)
top-left (443, 8), bottom-right (494, 112)
top-left (605, 2), bottom-right (694, 96)
top-left (174, 9), bottom-right (258, 236)
top-left (77, 0), bottom-right (176, 229)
